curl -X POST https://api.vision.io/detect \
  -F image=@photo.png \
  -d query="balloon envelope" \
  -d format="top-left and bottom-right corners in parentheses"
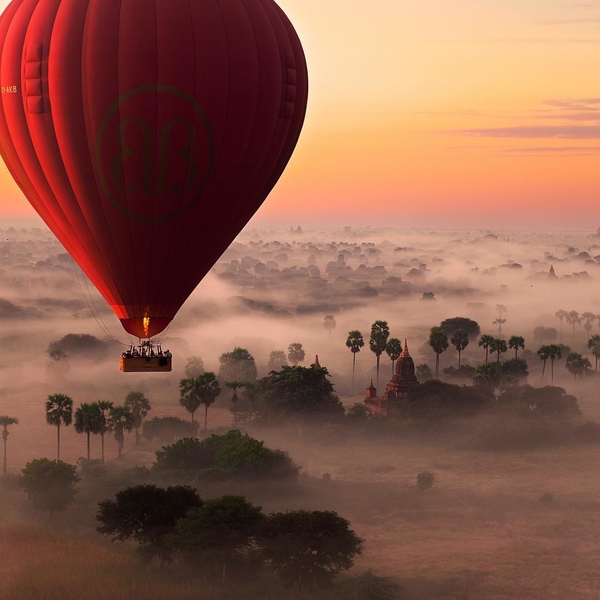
top-left (0, 0), bottom-right (308, 338)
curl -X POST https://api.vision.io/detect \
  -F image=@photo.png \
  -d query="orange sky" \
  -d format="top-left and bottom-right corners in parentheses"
top-left (0, 0), bottom-right (599, 229)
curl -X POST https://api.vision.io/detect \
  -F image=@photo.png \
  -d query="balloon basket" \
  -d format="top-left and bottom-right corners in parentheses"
top-left (120, 356), bottom-right (172, 373)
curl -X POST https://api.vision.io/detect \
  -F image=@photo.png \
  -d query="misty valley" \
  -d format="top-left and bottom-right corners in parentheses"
top-left (3, 225), bottom-right (600, 599)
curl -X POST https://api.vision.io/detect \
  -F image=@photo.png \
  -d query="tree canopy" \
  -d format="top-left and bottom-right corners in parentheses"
top-left (440, 317), bottom-right (480, 340)
top-left (218, 347), bottom-right (257, 384)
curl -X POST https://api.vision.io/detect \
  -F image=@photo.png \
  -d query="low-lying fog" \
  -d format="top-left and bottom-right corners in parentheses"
top-left (3, 223), bottom-right (600, 599)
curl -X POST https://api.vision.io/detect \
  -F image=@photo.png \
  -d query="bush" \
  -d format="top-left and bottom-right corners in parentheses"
top-left (417, 471), bottom-right (434, 492)
top-left (337, 570), bottom-right (402, 600)
top-left (142, 416), bottom-right (199, 442)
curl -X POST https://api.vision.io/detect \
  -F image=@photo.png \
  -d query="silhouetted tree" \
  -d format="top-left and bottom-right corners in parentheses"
top-left (0, 416), bottom-right (18, 476)
top-left (260, 510), bottom-right (363, 597)
top-left (108, 406), bottom-right (134, 459)
top-left (493, 318), bottom-right (506, 337)
top-left (267, 350), bottom-right (288, 373)
top-left (538, 344), bottom-right (562, 384)
top-left (20, 458), bottom-right (79, 518)
top-left (534, 326), bottom-right (557, 343)
top-left (415, 364), bottom-right (433, 382)
top-left (440, 317), bottom-right (480, 340)
top-left (370, 321), bottom-right (390, 387)
top-left (566, 311), bottom-right (581, 343)
top-left (219, 348), bottom-right (257, 384)
top-left (225, 381), bottom-right (245, 426)
top-left (566, 352), bottom-right (592, 381)
top-left (323, 314), bottom-right (336, 336)
top-left (385, 338), bottom-right (402, 376)
top-left (478, 334), bottom-right (495, 363)
top-left (508, 335), bottom-right (525, 358)
top-left (97, 485), bottom-right (203, 568)
top-left (45, 393), bottom-right (73, 461)
top-left (124, 391), bottom-right (151, 445)
top-left (175, 495), bottom-right (265, 583)
top-left (345, 330), bottom-right (364, 395)
top-left (582, 312), bottom-right (596, 338)
top-left (288, 343), bottom-right (306, 366)
top-left (450, 329), bottom-right (469, 368)
top-left (142, 416), bottom-right (199, 443)
top-left (184, 356), bottom-right (205, 378)
top-left (74, 403), bottom-right (102, 461)
top-left (428, 327), bottom-right (448, 378)
top-left (490, 338), bottom-right (508, 363)
top-left (555, 309), bottom-right (568, 342)
top-left (95, 400), bottom-right (113, 464)
top-left (588, 335), bottom-right (600, 371)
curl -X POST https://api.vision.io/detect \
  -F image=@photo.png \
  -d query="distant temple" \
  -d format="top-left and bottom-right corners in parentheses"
top-left (365, 339), bottom-right (419, 416)
top-left (549, 265), bottom-right (558, 279)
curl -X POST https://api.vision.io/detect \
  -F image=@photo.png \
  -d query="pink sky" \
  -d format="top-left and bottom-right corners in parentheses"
top-left (0, 0), bottom-right (599, 229)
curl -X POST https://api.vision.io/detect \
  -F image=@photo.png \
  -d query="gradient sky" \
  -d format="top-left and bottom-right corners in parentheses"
top-left (0, 0), bottom-right (599, 229)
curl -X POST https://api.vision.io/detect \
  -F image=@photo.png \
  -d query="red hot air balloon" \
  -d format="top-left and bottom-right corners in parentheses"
top-left (0, 0), bottom-right (308, 339)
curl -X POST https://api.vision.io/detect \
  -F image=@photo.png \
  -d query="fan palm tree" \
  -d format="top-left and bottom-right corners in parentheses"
top-left (588, 335), bottom-right (600, 371)
top-left (179, 378), bottom-right (203, 423)
top-left (537, 345), bottom-right (550, 384)
top-left (124, 391), bottom-right (151, 445)
top-left (226, 381), bottom-right (244, 426)
top-left (566, 311), bottom-right (581, 343)
top-left (197, 372), bottom-right (221, 430)
top-left (450, 329), bottom-right (469, 368)
top-left (490, 338), bottom-right (508, 364)
top-left (108, 406), bottom-right (134, 459)
top-left (582, 312), bottom-right (596, 338)
top-left (539, 344), bottom-right (562, 384)
top-left (508, 336), bottom-right (525, 359)
top-left (493, 318), bottom-right (507, 337)
top-left (555, 309), bottom-right (568, 342)
top-left (566, 352), bottom-right (592, 381)
top-left (345, 330), bottom-right (364, 394)
top-left (287, 343), bottom-right (305, 366)
top-left (45, 393), bottom-right (73, 461)
top-left (323, 314), bottom-right (336, 337)
top-left (428, 326), bottom-right (449, 378)
top-left (385, 337), bottom-right (402, 376)
top-left (0, 416), bottom-right (18, 476)
top-left (478, 334), bottom-right (495, 364)
top-left (74, 403), bottom-right (102, 461)
top-left (369, 320), bottom-right (390, 387)
top-left (95, 400), bottom-right (114, 464)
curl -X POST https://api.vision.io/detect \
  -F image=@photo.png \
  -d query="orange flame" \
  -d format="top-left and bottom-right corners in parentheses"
top-left (143, 309), bottom-right (150, 338)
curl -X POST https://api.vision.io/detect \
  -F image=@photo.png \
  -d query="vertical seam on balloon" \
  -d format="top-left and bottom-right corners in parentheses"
top-left (146, 0), bottom-right (158, 328)
top-left (150, 0), bottom-right (197, 326)
top-left (22, 0), bottom-right (120, 308)
top-left (158, 0), bottom-right (231, 320)
top-left (80, 0), bottom-right (134, 315)
top-left (232, 0), bottom-right (280, 226)
top-left (118, 0), bottom-right (144, 326)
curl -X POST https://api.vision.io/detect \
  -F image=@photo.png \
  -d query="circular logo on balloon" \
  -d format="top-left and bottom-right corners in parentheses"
top-left (95, 85), bottom-right (215, 223)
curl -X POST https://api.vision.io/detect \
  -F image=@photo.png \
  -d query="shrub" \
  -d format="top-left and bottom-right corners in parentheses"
top-left (417, 471), bottom-right (434, 492)
top-left (142, 416), bottom-right (199, 442)
top-left (337, 570), bottom-right (402, 600)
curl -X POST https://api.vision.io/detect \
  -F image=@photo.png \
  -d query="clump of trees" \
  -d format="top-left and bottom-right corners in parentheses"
top-left (153, 429), bottom-right (300, 482)
top-left (98, 485), bottom-right (363, 594)
top-left (143, 416), bottom-right (200, 442)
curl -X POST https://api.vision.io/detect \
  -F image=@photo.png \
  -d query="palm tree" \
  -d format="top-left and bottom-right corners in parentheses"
top-left (489, 338), bottom-right (508, 364)
top-left (588, 335), bottom-right (600, 371)
top-left (582, 312), bottom-right (596, 338)
top-left (548, 344), bottom-right (562, 385)
top-left (108, 406), bottom-right (134, 459)
top-left (478, 334), bottom-right (495, 364)
top-left (555, 309), bottom-right (568, 342)
top-left (45, 393), bottom-right (73, 461)
top-left (179, 377), bottom-right (203, 423)
top-left (369, 320), bottom-right (390, 387)
top-left (566, 352), bottom-right (592, 381)
top-left (287, 343), bottom-right (305, 366)
top-left (566, 311), bottom-right (581, 343)
top-left (226, 381), bottom-right (244, 426)
top-left (537, 345), bottom-right (550, 384)
top-left (74, 403), bottom-right (102, 461)
top-left (196, 372), bottom-right (221, 430)
top-left (124, 391), bottom-right (151, 445)
top-left (385, 338), bottom-right (402, 375)
top-left (95, 400), bottom-right (113, 464)
top-left (428, 326), bottom-right (449, 378)
top-left (493, 318), bottom-right (507, 337)
top-left (450, 329), bottom-right (469, 368)
top-left (508, 335), bottom-right (525, 359)
top-left (0, 416), bottom-right (18, 476)
top-left (345, 330), bottom-right (364, 394)
top-left (496, 304), bottom-right (508, 318)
